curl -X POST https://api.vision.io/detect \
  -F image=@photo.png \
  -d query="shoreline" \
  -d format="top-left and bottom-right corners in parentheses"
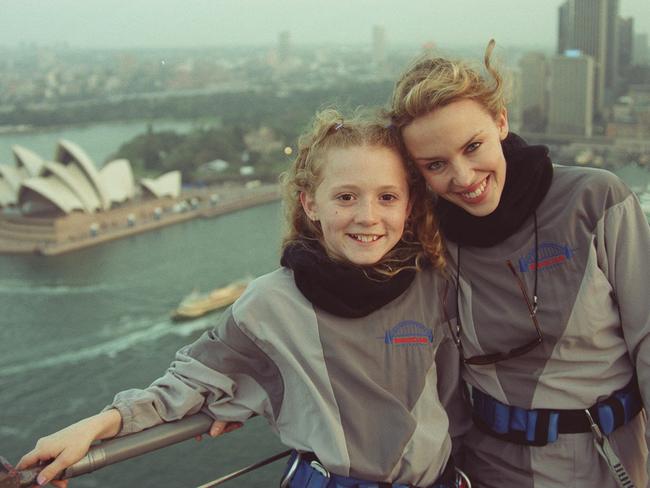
top-left (0, 183), bottom-right (280, 256)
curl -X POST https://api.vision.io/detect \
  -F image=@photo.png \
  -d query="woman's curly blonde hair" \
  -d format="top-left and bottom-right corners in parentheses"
top-left (390, 40), bottom-right (508, 129)
top-left (280, 107), bottom-right (445, 274)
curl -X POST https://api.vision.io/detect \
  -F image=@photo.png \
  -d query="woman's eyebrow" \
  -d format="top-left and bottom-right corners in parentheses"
top-left (413, 130), bottom-right (483, 162)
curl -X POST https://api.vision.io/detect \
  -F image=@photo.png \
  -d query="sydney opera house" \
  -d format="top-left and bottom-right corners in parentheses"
top-left (0, 140), bottom-right (182, 254)
top-left (0, 139), bottom-right (180, 214)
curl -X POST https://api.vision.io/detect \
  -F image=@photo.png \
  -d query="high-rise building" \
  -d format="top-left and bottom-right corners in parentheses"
top-left (548, 53), bottom-right (594, 137)
top-left (618, 17), bottom-right (634, 73)
top-left (605, 0), bottom-right (620, 97)
top-left (557, 1), bottom-right (573, 54)
top-left (518, 52), bottom-right (549, 131)
top-left (633, 33), bottom-right (649, 66)
top-left (557, 0), bottom-right (614, 113)
top-left (507, 69), bottom-right (523, 131)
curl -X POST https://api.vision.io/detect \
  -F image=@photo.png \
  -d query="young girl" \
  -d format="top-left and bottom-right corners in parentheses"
top-left (388, 41), bottom-right (650, 488)
top-left (18, 109), bottom-right (468, 488)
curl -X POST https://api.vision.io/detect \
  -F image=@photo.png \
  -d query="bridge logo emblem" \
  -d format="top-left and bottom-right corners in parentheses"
top-left (518, 242), bottom-right (574, 272)
top-left (384, 320), bottom-right (433, 345)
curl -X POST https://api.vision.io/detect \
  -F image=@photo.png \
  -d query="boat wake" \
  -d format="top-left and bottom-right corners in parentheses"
top-left (0, 280), bottom-right (120, 296)
top-left (0, 314), bottom-right (218, 378)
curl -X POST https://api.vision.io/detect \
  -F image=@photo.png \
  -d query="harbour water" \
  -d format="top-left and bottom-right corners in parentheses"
top-left (0, 202), bottom-right (286, 487)
top-left (0, 123), bottom-right (649, 487)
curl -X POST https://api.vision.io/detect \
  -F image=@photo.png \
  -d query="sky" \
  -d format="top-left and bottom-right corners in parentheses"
top-left (0, 0), bottom-right (648, 50)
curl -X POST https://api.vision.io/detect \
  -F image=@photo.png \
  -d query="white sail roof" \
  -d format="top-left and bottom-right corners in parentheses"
top-left (18, 176), bottom-right (85, 214)
top-left (0, 178), bottom-right (16, 206)
top-left (0, 164), bottom-right (24, 192)
top-left (140, 171), bottom-right (181, 199)
top-left (41, 161), bottom-right (102, 212)
top-left (12, 145), bottom-right (44, 177)
top-left (99, 159), bottom-right (136, 204)
top-left (55, 140), bottom-right (110, 210)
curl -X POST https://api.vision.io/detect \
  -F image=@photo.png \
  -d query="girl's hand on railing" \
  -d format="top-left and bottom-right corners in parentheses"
top-left (17, 421), bottom-right (95, 486)
top-left (16, 410), bottom-right (122, 486)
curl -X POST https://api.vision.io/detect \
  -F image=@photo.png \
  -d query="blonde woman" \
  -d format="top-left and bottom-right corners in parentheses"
top-left (389, 41), bottom-right (649, 488)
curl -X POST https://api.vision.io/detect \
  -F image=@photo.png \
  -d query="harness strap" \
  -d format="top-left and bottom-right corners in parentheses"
top-left (279, 452), bottom-right (463, 488)
top-left (471, 374), bottom-right (643, 446)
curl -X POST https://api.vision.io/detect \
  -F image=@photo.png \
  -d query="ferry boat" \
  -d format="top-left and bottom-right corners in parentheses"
top-left (171, 278), bottom-right (251, 321)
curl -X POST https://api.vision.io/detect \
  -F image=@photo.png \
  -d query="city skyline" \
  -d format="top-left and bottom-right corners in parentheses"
top-left (0, 0), bottom-right (648, 50)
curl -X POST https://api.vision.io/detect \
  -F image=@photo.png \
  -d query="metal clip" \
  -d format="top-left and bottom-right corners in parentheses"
top-left (584, 408), bottom-right (604, 444)
top-left (279, 452), bottom-right (302, 488)
top-left (455, 467), bottom-right (472, 488)
top-left (531, 295), bottom-right (538, 317)
top-left (309, 460), bottom-right (330, 478)
top-left (585, 409), bottom-right (636, 488)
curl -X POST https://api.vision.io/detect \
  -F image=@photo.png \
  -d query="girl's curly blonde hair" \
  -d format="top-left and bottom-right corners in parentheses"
top-left (280, 107), bottom-right (445, 273)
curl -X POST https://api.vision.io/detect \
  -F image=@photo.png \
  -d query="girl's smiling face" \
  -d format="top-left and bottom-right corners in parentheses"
top-left (300, 144), bottom-right (411, 266)
top-left (402, 98), bottom-right (509, 217)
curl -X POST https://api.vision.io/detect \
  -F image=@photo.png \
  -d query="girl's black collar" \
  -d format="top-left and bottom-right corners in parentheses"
top-left (280, 241), bottom-right (416, 318)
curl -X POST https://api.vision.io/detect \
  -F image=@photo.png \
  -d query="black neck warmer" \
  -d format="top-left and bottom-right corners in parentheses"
top-left (280, 241), bottom-right (416, 318)
top-left (436, 132), bottom-right (553, 247)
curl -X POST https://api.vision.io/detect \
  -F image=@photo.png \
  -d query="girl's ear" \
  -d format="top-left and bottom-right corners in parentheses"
top-left (497, 108), bottom-right (509, 140)
top-left (299, 191), bottom-right (318, 221)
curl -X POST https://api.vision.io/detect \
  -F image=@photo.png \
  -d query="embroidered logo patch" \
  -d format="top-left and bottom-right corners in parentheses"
top-left (384, 320), bottom-right (433, 345)
top-left (518, 242), bottom-right (573, 272)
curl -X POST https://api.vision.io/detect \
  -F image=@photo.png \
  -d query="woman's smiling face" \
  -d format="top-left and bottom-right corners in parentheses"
top-left (402, 98), bottom-right (509, 217)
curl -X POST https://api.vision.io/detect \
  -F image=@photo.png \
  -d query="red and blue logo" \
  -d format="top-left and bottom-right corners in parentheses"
top-left (518, 242), bottom-right (574, 272)
top-left (384, 320), bottom-right (433, 345)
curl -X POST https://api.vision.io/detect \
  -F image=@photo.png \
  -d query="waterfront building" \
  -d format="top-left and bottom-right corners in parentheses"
top-left (548, 53), bottom-right (595, 137)
top-left (0, 140), bottom-right (180, 216)
top-left (0, 139), bottom-right (282, 254)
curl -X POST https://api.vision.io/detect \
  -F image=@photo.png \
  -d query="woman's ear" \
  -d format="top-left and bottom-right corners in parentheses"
top-left (299, 191), bottom-right (318, 221)
top-left (497, 108), bottom-right (509, 140)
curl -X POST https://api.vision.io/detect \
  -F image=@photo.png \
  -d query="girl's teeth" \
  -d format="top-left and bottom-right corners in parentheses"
top-left (352, 234), bottom-right (379, 242)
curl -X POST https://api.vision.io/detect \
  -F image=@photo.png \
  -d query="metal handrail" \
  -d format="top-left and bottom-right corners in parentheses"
top-left (195, 449), bottom-right (291, 488)
top-left (0, 414), bottom-right (289, 488)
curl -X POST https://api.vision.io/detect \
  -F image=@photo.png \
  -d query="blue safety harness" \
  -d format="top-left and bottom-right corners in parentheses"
top-left (470, 375), bottom-right (643, 446)
top-left (279, 452), bottom-right (466, 488)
